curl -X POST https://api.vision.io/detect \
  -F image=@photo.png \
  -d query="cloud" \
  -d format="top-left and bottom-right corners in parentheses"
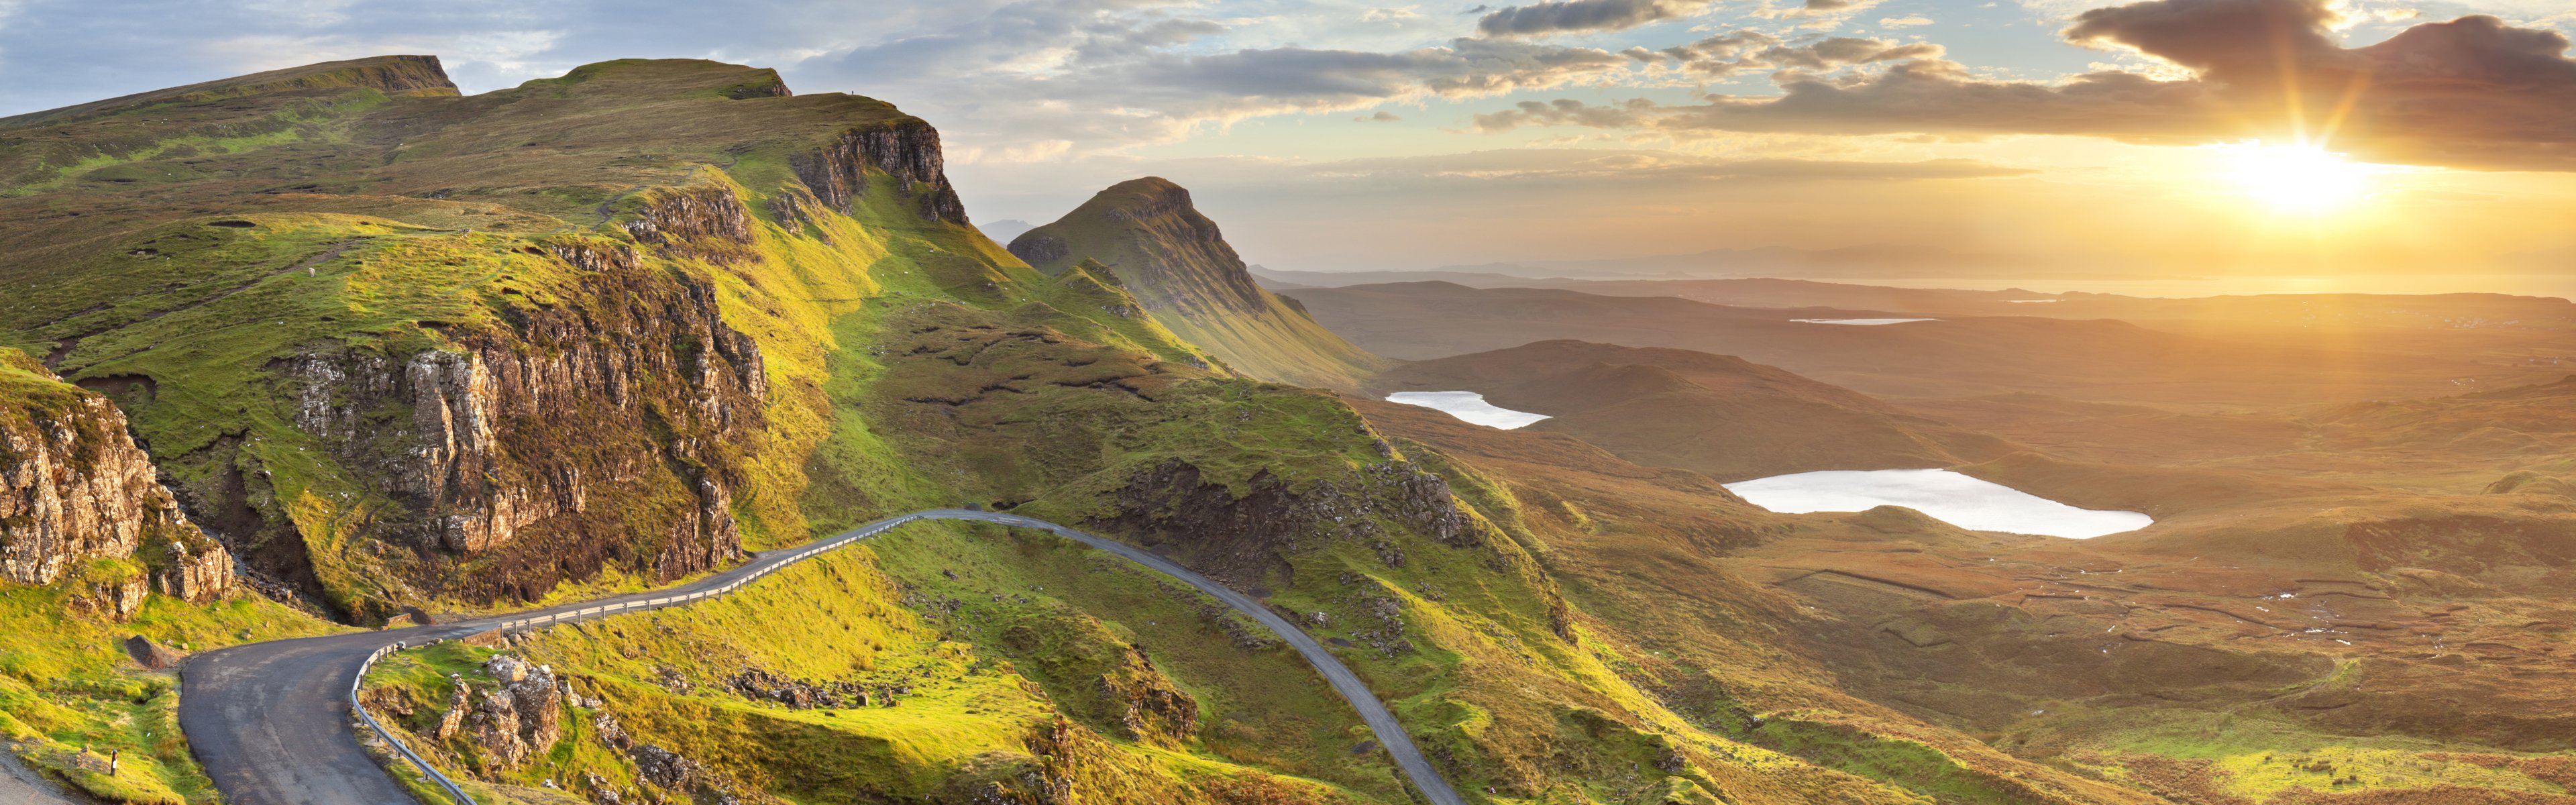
top-left (1879, 14), bottom-right (1934, 26)
top-left (1358, 109), bottom-right (1405, 121)
top-left (1650, 32), bottom-right (1944, 76)
top-left (1481, 0), bottom-right (2576, 170)
top-left (1750, 0), bottom-right (1891, 20)
top-left (793, 0), bottom-right (1633, 159)
top-left (1697, 156), bottom-right (2037, 180)
top-left (953, 139), bottom-right (1077, 164)
top-left (2066, 0), bottom-right (2576, 167)
top-left (1474, 97), bottom-right (1654, 131)
top-left (1176, 148), bottom-right (2034, 184)
top-left (1474, 0), bottom-right (1711, 37)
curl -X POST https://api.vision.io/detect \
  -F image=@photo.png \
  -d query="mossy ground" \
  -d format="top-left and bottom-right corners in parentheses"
top-left (4, 63), bottom-right (1991, 800)
top-left (2030, 708), bottom-right (2576, 803)
top-left (18, 55), bottom-right (2569, 805)
top-left (364, 537), bottom-right (1376, 804)
top-left (0, 586), bottom-right (337, 803)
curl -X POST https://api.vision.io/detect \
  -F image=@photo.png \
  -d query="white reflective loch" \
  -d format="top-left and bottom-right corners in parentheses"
top-left (1385, 391), bottom-right (1552, 429)
top-left (1721, 468), bottom-right (2151, 539)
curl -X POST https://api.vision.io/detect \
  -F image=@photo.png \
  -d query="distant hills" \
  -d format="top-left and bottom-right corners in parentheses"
top-left (1431, 244), bottom-right (2145, 281)
top-left (1286, 280), bottom-right (2572, 406)
top-left (1375, 339), bottom-right (2012, 480)
top-left (17, 51), bottom-right (2576, 805)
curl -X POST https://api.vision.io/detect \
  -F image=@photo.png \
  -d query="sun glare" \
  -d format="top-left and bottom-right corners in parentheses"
top-left (2214, 142), bottom-right (2375, 215)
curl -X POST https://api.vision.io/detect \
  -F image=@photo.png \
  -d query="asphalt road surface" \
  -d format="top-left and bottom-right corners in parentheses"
top-left (0, 750), bottom-right (80, 804)
top-left (180, 509), bottom-right (1467, 805)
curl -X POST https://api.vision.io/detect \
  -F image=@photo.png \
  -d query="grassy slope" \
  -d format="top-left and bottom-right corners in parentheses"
top-left (13, 56), bottom-right (2562, 805)
top-left (0, 583), bottom-right (335, 804)
top-left (264, 62), bottom-right (1962, 805)
top-left (1009, 178), bottom-right (1388, 392)
top-left (1372, 339), bottom-right (2017, 481)
top-left (0, 348), bottom-right (347, 803)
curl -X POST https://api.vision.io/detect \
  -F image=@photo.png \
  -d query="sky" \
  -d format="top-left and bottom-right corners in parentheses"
top-left (3, 0), bottom-right (2574, 278)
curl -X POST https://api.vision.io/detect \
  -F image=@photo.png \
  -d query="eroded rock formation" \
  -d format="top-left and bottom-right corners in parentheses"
top-left (623, 186), bottom-right (759, 265)
top-left (271, 244), bottom-right (765, 606)
top-left (1091, 458), bottom-right (1492, 587)
top-left (790, 118), bottom-right (969, 223)
top-left (1, 350), bottom-right (233, 613)
top-left (462, 654), bottom-right (566, 769)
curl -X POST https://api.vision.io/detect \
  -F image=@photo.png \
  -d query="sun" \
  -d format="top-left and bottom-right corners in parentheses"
top-left (2213, 141), bottom-right (2376, 214)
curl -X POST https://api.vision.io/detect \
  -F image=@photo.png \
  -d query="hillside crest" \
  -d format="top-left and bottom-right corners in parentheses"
top-left (1006, 176), bottom-right (1387, 390)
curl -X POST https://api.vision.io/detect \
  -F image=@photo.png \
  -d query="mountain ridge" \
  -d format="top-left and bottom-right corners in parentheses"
top-left (8, 52), bottom-right (2576, 805)
top-left (1009, 176), bottom-right (1388, 390)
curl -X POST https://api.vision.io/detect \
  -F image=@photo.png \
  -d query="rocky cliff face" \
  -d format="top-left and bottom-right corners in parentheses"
top-left (623, 186), bottom-right (760, 264)
top-left (271, 234), bottom-right (765, 607)
top-left (0, 350), bottom-right (233, 612)
top-left (790, 118), bottom-right (969, 224)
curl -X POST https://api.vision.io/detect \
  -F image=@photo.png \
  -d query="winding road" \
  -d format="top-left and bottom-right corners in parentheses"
top-left (178, 509), bottom-right (1468, 805)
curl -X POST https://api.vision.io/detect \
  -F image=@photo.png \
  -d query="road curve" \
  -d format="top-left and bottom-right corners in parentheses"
top-left (0, 750), bottom-right (81, 804)
top-left (179, 509), bottom-right (1468, 805)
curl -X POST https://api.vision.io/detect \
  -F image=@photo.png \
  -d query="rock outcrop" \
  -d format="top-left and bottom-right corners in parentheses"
top-left (790, 117), bottom-right (969, 223)
top-left (586, 708), bottom-right (744, 804)
top-left (272, 244), bottom-right (765, 606)
top-left (461, 654), bottom-right (566, 769)
top-left (0, 349), bottom-right (233, 612)
top-left (996, 614), bottom-right (1200, 747)
top-left (1091, 458), bottom-right (1491, 587)
top-left (623, 186), bottom-right (759, 265)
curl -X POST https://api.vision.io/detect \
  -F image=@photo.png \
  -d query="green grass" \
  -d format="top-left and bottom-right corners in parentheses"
top-left (3, 90), bottom-right (394, 197)
top-left (0, 54), bottom-right (2357, 805)
top-left (362, 537), bottom-right (1377, 803)
top-left (2039, 706), bottom-right (2576, 802)
top-left (0, 586), bottom-right (338, 803)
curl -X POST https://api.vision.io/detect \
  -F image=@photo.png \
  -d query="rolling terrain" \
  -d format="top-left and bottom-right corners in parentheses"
top-left (1299, 272), bottom-right (2576, 802)
top-left (0, 53), bottom-right (2571, 805)
top-left (1374, 339), bottom-right (2013, 480)
top-left (1009, 177), bottom-right (1387, 392)
top-left (1354, 386), bottom-right (2576, 805)
top-left (1287, 281), bottom-right (2575, 407)
top-left (0, 54), bottom-right (2222, 805)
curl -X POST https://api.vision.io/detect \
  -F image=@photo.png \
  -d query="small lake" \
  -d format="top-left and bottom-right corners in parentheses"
top-left (1721, 468), bottom-right (2151, 539)
top-left (1385, 391), bottom-right (1551, 429)
top-left (1790, 318), bottom-right (1940, 325)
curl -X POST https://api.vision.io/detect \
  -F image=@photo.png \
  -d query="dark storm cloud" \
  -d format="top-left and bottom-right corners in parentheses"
top-left (1474, 0), bottom-right (1707, 38)
top-left (1478, 0), bottom-right (2576, 170)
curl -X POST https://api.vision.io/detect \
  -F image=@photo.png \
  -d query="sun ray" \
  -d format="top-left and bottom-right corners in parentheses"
top-left (2212, 141), bottom-right (2377, 215)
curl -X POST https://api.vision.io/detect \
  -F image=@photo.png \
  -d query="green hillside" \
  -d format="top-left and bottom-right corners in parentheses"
top-left (1008, 177), bottom-right (1389, 392)
top-left (9, 54), bottom-right (2564, 805)
top-left (0, 56), bottom-right (1946, 804)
